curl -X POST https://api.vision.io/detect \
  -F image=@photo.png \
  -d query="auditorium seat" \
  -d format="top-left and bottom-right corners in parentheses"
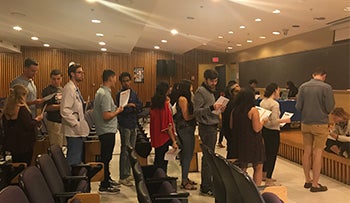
top-left (0, 185), bottom-right (30, 203)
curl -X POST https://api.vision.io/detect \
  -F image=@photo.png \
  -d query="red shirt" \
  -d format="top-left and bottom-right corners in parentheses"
top-left (150, 101), bottom-right (174, 148)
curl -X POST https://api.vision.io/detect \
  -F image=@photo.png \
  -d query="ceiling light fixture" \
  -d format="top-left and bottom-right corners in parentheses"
top-left (98, 41), bottom-right (106, 45)
top-left (272, 9), bottom-right (281, 14)
top-left (170, 29), bottom-right (178, 35)
top-left (161, 40), bottom-right (167, 43)
top-left (228, 31), bottom-right (234, 34)
top-left (259, 36), bottom-right (266, 39)
top-left (96, 33), bottom-right (104, 37)
top-left (227, 46), bottom-right (233, 50)
top-left (218, 36), bottom-right (223, 39)
top-left (272, 31), bottom-right (280, 35)
top-left (154, 46), bottom-right (160, 49)
top-left (292, 24), bottom-right (300, 28)
top-left (43, 43), bottom-right (50, 47)
top-left (31, 36), bottom-right (39, 40)
top-left (255, 18), bottom-right (262, 22)
top-left (239, 25), bottom-right (246, 29)
top-left (247, 39), bottom-right (253, 43)
top-left (101, 48), bottom-right (107, 51)
top-left (236, 44), bottom-right (242, 47)
top-left (86, 0), bottom-right (97, 3)
top-left (13, 26), bottom-right (22, 31)
top-left (344, 7), bottom-right (350, 12)
top-left (91, 19), bottom-right (101, 23)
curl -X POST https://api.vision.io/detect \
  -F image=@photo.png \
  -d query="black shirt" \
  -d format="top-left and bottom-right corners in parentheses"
top-left (42, 85), bottom-right (63, 123)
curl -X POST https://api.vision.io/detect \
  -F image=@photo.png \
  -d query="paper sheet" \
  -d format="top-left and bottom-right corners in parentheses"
top-left (42, 93), bottom-right (56, 101)
top-left (256, 106), bottom-right (272, 122)
top-left (212, 96), bottom-right (230, 115)
top-left (119, 89), bottom-right (130, 107)
top-left (164, 146), bottom-right (181, 161)
top-left (280, 112), bottom-right (294, 127)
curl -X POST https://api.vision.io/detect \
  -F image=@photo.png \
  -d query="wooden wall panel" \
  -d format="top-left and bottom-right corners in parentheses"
top-left (0, 46), bottom-right (229, 104)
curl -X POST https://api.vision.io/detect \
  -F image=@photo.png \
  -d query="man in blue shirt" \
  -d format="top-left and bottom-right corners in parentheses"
top-left (94, 70), bottom-right (123, 194)
top-left (116, 72), bottom-right (142, 186)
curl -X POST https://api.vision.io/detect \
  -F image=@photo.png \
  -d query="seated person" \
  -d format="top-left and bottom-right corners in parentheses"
top-left (286, 81), bottom-right (298, 98)
top-left (325, 107), bottom-right (350, 158)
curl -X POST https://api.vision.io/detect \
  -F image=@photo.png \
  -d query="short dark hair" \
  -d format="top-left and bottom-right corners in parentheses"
top-left (264, 83), bottom-right (279, 98)
top-left (102, 69), bottom-right (116, 82)
top-left (312, 68), bottom-right (326, 76)
top-left (249, 79), bottom-right (258, 85)
top-left (119, 72), bottom-right (131, 82)
top-left (50, 69), bottom-right (62, 77)
top-left (24, 58), bottom-right (38, 68)
top-left (68, 62), bottom-right (81, 78)
top-left (204, 69), bottom-right (218, 80)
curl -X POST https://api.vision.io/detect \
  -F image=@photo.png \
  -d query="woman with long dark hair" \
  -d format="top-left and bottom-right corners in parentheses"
top-left (173, 80), bottom-right (197, 190)
top-left (150, 82), bottom-right (178, 173)
top-left (260, 83), bottom-right (291, 185)
top-left (231, 88), bottom-right (266, 186)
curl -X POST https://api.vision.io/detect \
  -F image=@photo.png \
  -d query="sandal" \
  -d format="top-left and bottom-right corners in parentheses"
top-left (180, 182), bottom-right (197, 190)
top-left (187, 178), bottom-right (197, 185)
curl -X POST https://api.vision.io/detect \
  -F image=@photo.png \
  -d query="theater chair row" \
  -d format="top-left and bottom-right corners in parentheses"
top-left (0, 145), bottom-right (103, 203)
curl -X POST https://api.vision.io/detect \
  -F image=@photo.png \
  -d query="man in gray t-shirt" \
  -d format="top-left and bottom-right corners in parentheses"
top-left (10, 58), bottom-right (44, 117)
top-left (296, 68), bottom-right (335, 192)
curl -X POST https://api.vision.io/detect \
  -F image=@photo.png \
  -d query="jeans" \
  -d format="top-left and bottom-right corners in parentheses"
top-left (99, 133), bottom-right (116, 187)
top-left (154, 139), bottom-right (172, 174)
top-left (119, 126), bottom-right (137, 180)
top-left (262, 127), bottom-right (280, 178)
top-left (177, 125), bottom-right (195, 182)
top-left (66, 137), bottom-right (84, 166)
top-left (198, 124), bottom-right (217, 191)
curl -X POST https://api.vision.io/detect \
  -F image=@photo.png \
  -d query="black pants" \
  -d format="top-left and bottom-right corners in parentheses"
top-left (99, 133), bottom-right (116, 187)
top-left (154, 139), bottom-right (172, 174)
top-left (262, 127), bottom-right (280, 178)
top-left (12, 151), bottom-right (33, 166)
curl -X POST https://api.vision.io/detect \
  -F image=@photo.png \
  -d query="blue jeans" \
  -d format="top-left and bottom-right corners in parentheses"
top-left (66, 137), bottom-right (84, 166)
top-left (119, 126), bottom-right (137, 180)
top-left (177, 125), bottom-right (195, 182)
top-left (198, 124), bottom-right (217, 192)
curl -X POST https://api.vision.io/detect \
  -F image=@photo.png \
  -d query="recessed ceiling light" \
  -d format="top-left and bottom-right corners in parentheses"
top-left (227, 46), bottom-right (233, 50)
top-left (259, 36), bottom-right (266, 39)
top-left (91, 19), bottom-right (101, 23)
top-left (239, 25), bottom-right (246, 29)
top-left (202, 43), bottom-right (207, 46)
top-left (101, 48), bottom-right (107, 51)
top-left (98, 41), bottom-right (106, 45)
top-left (86, 0), bottom-right (96, 3)
top-left (228, 31), bottom-right (234, 34)
top-left (161, 39), bottom-right (167, 43)
top-left (170, 29), bottom-right (178, 35)
top-left (344, 7), bottom-right (350, 12)
top-left (272, 31), bottom-right (280, 35)
top-left (43, 43), bottom-right (50, 47)
top-left (96, 33), bottom-right (104, 37)
top-left (13, 26), bottom-right (22, 31)
top-left (236, 44), bottom-right (242, 47)
top-left (31, 36), bottom-right (39, 41)
top-left (247, 39), bottom-right (253, 43)
top-left (255, 18), bottom-right (262, 22)
top-left (154, 46), bottom-right (160, 49)
top-left (292, 24), bottom-right (300, 28)
top-left (218, 36), bottom-right (223, 39)
top-left (272, 9), bottom-right (281, 14)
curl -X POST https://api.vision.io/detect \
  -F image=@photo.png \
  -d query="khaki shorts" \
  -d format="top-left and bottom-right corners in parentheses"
top-left (301, 124), bottom-right (328, 149)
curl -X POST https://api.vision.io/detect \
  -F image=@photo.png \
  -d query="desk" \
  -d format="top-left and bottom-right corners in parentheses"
top-left (256, 99), bottom-right (301, 122)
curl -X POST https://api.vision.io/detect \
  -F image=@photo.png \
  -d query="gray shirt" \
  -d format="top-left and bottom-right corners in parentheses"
top-left (260, 98), bottom-right (281, 131)
top-left (10, 75), bottom-right (37, 117)
top-left (93, 86), bottom-right (118, 135)
top-left (194, 85), bottom-right (220, 125)
top-left (295, 78), bottom-right (335, 124)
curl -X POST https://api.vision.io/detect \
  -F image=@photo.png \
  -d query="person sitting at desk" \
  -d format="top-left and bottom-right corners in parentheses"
top-left (325, 107), bottom-right (350, 158)
top-left (286, 81), bottom-right (298, 98)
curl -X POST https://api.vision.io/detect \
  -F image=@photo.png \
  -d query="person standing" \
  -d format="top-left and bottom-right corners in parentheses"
top-left (115, 72), bottom-right (142, 186)
top-left (94, 70), bottom-right (123, 194)
top-left (60, 62), bottom-right (89, 166)
top-left (2, 85), bottom-right (43, 165)
top-left (150, 82), bottom-right (178, 174)
top-left (296, 68), bottom-right (335, 192)
top-left (260, 83), bottom-right (291, 186)
top-left (42, 69), bottom-right (65, 147)
top-left (194, 69), bottom-right (224, 196)
top-left (11, 58), bottom-right (44, 118)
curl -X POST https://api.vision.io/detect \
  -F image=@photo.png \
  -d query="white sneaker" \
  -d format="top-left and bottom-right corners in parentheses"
top-left (119, 178), bottom-right (133, 187)
top-left (126, 175), bottom-right (134, 182)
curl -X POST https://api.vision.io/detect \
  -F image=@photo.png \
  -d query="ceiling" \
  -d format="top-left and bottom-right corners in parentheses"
top-left (0, 0), bottom-right (349, 54)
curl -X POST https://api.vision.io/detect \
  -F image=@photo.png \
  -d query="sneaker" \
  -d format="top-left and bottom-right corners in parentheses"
top-left (109, 178), bottom-right (121, 188)
top-left (200, 189), bottom-right (214, 197)
top-left (99, 186), bottom-right (120, 194)
top-left (119, 178), bottom-right (133, 187)
top-left (126, 175), bottom-right (134, 182)
top-left (310, 184), bottom-right (328, 192)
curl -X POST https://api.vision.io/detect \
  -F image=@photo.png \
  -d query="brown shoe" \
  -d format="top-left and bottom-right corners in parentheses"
top-left (310, 184), bottom-right (328, 192)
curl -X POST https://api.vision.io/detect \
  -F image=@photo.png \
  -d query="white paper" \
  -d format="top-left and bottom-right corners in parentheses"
top-left (212, 96), bottom-right (230, 115)
top-left (42, 93), bottom-right (56, 101)
top-left (119, 89), bottom-right (130, 107)
top-left (256, 106), bottom-right (272, 122)
top-left (164, 146), bottom-right (181, 161)
top-left (280, 112), bottom-right (294, 127)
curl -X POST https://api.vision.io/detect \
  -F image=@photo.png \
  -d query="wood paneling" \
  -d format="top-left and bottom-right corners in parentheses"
top-left (0, 46), bottom-right (229, 103)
